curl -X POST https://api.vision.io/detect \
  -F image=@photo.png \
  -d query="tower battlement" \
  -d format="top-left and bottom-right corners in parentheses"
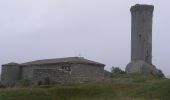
top-left (130, 4), bottom-right (154, 12)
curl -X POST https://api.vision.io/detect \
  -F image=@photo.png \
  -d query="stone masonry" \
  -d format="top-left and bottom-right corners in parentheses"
top-left (1, 57), bottom-right (105, 85)
top-left (126, 4), bottom-right (160, 75)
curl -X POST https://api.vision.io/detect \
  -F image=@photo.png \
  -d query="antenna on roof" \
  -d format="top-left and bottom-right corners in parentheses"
top-left (78, 53), bottom-right (81, 57)
top-left (76, 53), bottom-right (82, 58)
top-left (75, 53), bottom-right (84, 59)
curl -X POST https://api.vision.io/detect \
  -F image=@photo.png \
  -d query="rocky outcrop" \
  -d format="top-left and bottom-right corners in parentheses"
top-left (126, 60), bottom-right (164, 77)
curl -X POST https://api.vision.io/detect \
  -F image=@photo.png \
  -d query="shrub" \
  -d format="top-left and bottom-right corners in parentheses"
top-left (157, 69), bottom-right (165, 78)
top-left (111, 67), bottom-right (126, 74)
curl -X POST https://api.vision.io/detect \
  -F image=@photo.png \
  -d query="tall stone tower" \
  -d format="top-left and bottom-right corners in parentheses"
top-left (126, 4), bottom-right (158, 75)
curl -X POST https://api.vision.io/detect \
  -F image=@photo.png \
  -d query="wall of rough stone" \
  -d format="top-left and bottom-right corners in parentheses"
top-left (1, 63), bottom-right (105, 85)
top-left (21, 64), bottom-right (62, 81)
top-left (31, 63), bottom-right (104, 84)
top-left (1, 65), bottom-right (21, 85)
top-left (126, 5), bottom-right (157, 74)
top-left (21, 66), bottom-right (33, 80)
top-left (131, 4), bottom-right (153, 64)
top-left (33, 68), bottom-right (71, 84)
top-left (71, 64), bottom-right (104, 82)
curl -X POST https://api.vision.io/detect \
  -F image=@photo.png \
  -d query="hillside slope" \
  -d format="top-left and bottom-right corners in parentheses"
top-left (0, 78), bottom-right (169, 100)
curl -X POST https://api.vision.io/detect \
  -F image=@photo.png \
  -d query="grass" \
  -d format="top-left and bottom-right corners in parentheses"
top-left (126, 79), bottom-right (170, 99)
top-left (0, 74), bottom-right (169, 100)
top-left (112, 73), bottom-right (162, 82)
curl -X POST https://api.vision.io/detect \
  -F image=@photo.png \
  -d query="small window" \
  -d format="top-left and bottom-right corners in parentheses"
top-left (146, 50), bottom-right (149, 57)
top-left (61, 66), bottom-right (71, 71)
top-left (139, 34), bottom-right (142, 38)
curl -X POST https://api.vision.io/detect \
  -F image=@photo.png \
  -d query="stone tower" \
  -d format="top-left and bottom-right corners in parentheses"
top-left (126, 4), bottom-right (159, 75)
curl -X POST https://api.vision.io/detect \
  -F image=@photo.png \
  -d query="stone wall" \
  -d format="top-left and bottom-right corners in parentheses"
top-left (130, 4), bottom-right (153, 64)
top-left (31, 63), bottom-right (104, 84)
top-left (1, 65), bottom-right (21, 85)
top-left (1, 63), bottom-right (105, 85)
top-left (21, 64), bottom-right (61, 80)
top-left (126, 4), bottom-right (160, 75)
top-left (33, 68), bottom-right (71, 84)
top-left (71, 63), bottom-right (104, 82)
top-left (22, 66), bottom-right (33, 80)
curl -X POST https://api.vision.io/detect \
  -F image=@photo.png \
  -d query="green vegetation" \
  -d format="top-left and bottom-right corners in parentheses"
top-left (0, 74), bottom-right (169, 100)
top-left (111, 72), bottom-right (163, 82)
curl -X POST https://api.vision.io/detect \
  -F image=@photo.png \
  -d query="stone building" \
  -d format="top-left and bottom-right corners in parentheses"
top-left (1, 57), bottom-right (105, 85)
top-left (126, 4), bottom-right (162, 75)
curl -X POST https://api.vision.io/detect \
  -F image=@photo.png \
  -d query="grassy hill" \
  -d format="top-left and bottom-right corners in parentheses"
top-left (0, 74), bottom-right (169, 100)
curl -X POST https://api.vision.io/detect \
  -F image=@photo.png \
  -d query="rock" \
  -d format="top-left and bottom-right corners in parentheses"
top-left (126, 60), bottom-right (163, 76)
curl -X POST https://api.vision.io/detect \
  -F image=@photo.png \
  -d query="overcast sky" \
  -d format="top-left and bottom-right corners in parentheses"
top-left (0, 0), bottom-right (170, 76)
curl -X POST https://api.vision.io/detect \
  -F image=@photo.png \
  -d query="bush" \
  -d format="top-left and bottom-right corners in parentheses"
top-left (157, 69), bottom-right (165, 78)
top-left (111, 67), bottom-right (126, 74)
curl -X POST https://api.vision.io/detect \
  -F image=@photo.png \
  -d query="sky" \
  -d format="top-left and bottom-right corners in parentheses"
top-left (0, 0), bottom-right (170, 76)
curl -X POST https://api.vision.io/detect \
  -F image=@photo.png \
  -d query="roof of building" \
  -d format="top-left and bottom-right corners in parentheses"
top-left (21, 57), bottom-right (105, 66)
top-left (2, 62), bottom-right (20, 66)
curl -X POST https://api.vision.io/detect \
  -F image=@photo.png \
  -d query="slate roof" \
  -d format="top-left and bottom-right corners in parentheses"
top-left (21, 57), bottom-right (105, 66)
